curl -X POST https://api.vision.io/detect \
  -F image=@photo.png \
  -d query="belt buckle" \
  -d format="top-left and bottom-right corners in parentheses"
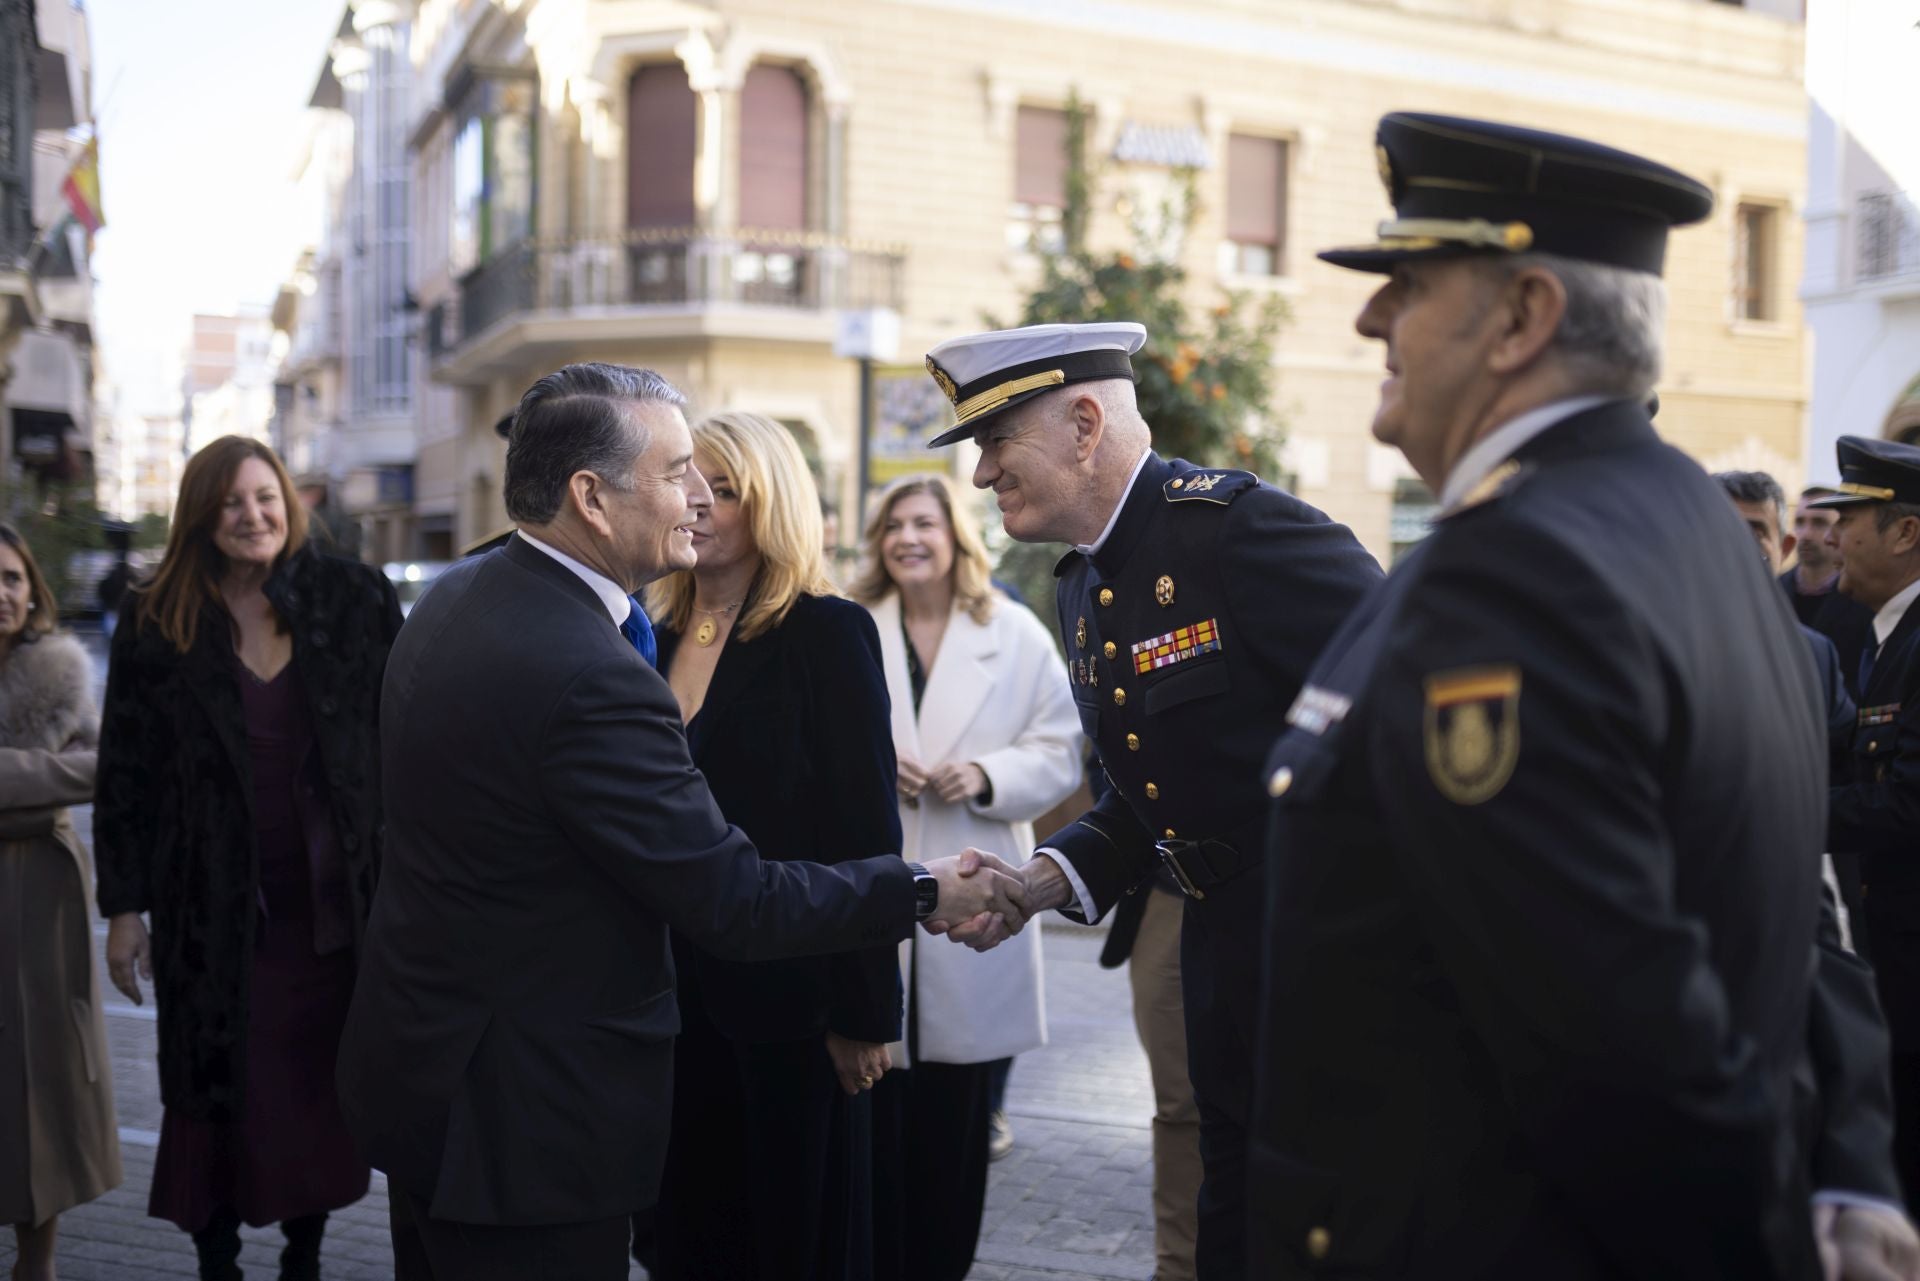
top-left (1155, 839), bottom-right (1207, 901)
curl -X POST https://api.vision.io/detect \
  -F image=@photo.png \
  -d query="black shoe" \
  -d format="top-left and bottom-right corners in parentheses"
top-left (279, 1213), bottom-right (327, 1281)
top-left (191, 1209), bottom-right (243, 1281)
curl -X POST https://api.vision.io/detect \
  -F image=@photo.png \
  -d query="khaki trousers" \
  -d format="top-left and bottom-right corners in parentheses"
top-left (1130, 887), bottom-right (1202, 1281)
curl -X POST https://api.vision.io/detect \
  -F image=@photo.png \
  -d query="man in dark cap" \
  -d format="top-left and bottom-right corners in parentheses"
top-left (1815, 437), bottom-right (1920, 1216)
top-left (920, 319), bottom-right (1383, 1279)
top-left (1251, 112), bottom-right (1916, 1279)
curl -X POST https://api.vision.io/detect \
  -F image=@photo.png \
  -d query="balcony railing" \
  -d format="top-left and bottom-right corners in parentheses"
top-left (430, 228), bottom-right (909, 359)
top-left (1858, 190), bottom-right (1920, 284)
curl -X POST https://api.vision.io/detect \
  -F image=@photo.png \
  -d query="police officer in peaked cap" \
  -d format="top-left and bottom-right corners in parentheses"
top-left (922, 320), bottom-right (1384, 1279)
top-left (1813, 436), bottom-right (1920, 1227)
top-left (1250, 112), bottom-right (1917, 1278)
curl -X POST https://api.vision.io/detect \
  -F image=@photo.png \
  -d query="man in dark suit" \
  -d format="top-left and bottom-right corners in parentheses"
top-left (1250, 112), bottom-right (1915, 1279)
top-left (1818, 437), bottom-right (1920, 1220)
top-left (1789, 484), bottom-right (1878, 696)
top-left (335, 363), bottom-right (1027, 1281)
top-left (918, 321), bottom-right (1384, 1279)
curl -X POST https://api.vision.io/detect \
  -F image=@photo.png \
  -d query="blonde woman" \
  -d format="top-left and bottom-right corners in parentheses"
top-left (643, 412), bottom-right (902, 1281)
top-left (851, 473), bottom-right (1081, 1281)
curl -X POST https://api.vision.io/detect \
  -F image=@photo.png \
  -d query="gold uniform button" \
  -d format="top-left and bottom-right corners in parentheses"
top-left (1144, 782), bottom-right (1160, 800)
top-left (1104, 641), bottom-right (1117, 660)
top-left (1113, 687), bottom-right (1127, 706)
top-left (1171, 478), bottom-right (1185, 490)
top-left (1268, 767), bottom-right (1294, 797)
top-left (1126, 733), bottom-right (1141, 751)
top-left (1870, 740), bottom-right (1880, 752)
top-left (1163, 828), bottom-right (1176, 839)
top-left (1306, 1226), bottom-right (1331, 1260)
top-left (1098, 588), bottom-right (1115, 607)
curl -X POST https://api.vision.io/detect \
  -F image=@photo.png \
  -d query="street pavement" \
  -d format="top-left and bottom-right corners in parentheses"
top-left (3, 633), bottom-right (1160, 1281)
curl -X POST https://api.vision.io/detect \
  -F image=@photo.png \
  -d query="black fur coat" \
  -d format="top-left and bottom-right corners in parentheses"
top-left (93, 547), bottom-right (401, 1121)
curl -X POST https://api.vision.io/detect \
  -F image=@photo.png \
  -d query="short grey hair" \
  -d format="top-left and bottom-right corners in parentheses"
top-left (1875, 501), bottom-right (1920, 535)
top-left (1711, 470), bottom-right (1787, 537)
top-left (503, 363), bottom-right (687, 524)
top-left (1477, 252), bottom-right (1667, 402)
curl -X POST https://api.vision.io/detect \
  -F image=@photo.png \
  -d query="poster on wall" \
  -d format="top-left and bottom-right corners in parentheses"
top-left (868, 366), bottom-right (955, 489)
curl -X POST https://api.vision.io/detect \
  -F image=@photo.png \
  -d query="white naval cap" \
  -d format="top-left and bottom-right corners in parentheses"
top-left (923, 321), bottom-right (1148, 448)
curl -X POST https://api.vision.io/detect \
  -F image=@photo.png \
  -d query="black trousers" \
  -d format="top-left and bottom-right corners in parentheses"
top-left (871, 1059), bottom-right (992, 1281)
top-left (1182, 884), bottom-right (1261, 1281)
top-left (389, 1186), bottom-right (630, 1281)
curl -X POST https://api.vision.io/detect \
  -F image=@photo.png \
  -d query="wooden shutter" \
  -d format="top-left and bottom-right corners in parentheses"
top-left (739, 64), bottom-right (809, 231)
top-left (1015, 106), bottom-right (1068, 208)
top-left (1227, 134), bottom-right (1285, 249)
top-left (627, 62), bottom-right (697, 228)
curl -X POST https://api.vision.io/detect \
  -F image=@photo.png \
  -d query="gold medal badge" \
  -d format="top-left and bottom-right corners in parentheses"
top-left (1422, 665), bottom-right (1521, 806)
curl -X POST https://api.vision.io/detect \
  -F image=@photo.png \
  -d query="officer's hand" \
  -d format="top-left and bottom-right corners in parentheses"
top-left (897, 753), bottom-right (929, 807)
top-left (929, 762), bottom-right (988, 805)
top-left (1822, 1202), bottom-right (1920, 1281)
top-left (925, 849), bottom-right (1030, 949)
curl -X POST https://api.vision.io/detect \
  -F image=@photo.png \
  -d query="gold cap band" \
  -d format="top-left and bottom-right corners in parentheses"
top-left (1375, 217), bottom-right (1535, 253)
top-left (953, 369), bottom-right (1067, 425)
top-left (1837, 481), bottom-right (1898, 501)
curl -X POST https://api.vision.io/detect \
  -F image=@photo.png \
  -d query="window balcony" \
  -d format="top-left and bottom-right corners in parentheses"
top-left (1857, 190), bottom-right (1920, 287)
top-left (427, 228), bottom-right (908, 383)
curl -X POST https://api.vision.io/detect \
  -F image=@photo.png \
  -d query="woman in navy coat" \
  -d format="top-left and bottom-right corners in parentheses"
top-left (642, 411), bottom-right (903, 1281)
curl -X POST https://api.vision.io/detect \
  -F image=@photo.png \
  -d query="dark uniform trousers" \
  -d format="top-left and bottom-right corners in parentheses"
top-left (1251, 404), bottom-right (1867, 1278)
top-left (1043, 452), bottom-right (1381, 1279)
top-left (390, 1187), bottom-right (631, 1281)
top-left (1831, 591), bottom-right (1920, 1201)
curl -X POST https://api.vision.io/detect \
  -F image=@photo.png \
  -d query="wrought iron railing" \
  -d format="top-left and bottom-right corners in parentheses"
top-left (1858, 190), bottom-right (1920, 283)
top-left (433, 228), bottom-right (909, 358)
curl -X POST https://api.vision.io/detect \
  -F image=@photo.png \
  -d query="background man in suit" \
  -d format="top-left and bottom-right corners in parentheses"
top-left (335, 363), bottom-right (1028, 1281)
top-left (1817, 437), bottom-right (1920, 1219)
top-left (920, 321), bottom-right (1383, 1280)
top-left (1253, 112), bottom-right (1916, 1279)
top-left (1791, 484), bottom-right (1878, 696)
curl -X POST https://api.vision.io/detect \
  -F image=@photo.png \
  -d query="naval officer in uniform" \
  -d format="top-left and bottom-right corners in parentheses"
top-left (922, 321), bottom-right (1383, 1278)
top-left (1251, 112), bottom-right (1919, 1280)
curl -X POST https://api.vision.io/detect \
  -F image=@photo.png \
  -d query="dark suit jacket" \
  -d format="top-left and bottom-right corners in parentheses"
top-left (335, 535), bottom-right (916, 1226)
top-left (1783, 568), bottom-right (1875, 699)
top-left (657, 593), bottom-right (903, 1045)
top-left (1255, 404), bottom-right (1824, 1278)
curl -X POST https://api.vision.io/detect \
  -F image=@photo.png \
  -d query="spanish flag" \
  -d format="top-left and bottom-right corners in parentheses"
top-left (61, 137), bottom-right (103, 235)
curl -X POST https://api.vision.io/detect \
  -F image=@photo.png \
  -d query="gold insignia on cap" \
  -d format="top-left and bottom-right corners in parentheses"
top-left (1076, 616), bottom-right (1087, 649)
top-left (926, 356), bottom-right (958, 402)
top-left (1155, 575), bottom-right (1175, 607)
top-left (1423, 666), bottom-right (1521, 806)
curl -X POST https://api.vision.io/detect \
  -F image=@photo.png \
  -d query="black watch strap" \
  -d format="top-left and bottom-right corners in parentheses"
top-left (906, 861), bottom-right (939, 921)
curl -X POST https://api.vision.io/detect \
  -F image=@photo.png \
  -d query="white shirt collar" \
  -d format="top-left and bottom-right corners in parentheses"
top-left (1075, 449), bottom-right (1154, 556)
top-left (517, 531), bottom-right (633, 626)
top-left (1873, 575), bottom-right (1920, 649)
top-left (1437, 395), bottom-right (1615, 513)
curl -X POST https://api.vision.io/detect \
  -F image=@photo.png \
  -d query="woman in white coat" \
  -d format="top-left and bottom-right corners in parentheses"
top-left (851, 473), bottom-right (1081, 1281)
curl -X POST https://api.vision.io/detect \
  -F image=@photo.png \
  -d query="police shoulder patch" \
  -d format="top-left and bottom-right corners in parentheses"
top-left (1422, 664), bottom-right (1521, 805)
top-left (1165, 469), bottom-right (1258, 505)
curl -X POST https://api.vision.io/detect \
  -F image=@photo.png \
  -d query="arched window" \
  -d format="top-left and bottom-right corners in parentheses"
top-left (627, 62), bottom-right (696, 229)
top-left (739, 63), bottom-right (809, 231)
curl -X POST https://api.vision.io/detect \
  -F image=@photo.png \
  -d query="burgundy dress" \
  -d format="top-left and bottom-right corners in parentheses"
top-left (148, 659), bottom-right (369, 1231)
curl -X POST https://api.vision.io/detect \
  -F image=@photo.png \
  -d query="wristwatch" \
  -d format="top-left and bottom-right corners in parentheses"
top-left (906, 862), bottom-right (939, 921)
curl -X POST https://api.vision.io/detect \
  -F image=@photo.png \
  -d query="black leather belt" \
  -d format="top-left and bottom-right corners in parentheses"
top-left (1153, 833), bottom-right (1263, 900)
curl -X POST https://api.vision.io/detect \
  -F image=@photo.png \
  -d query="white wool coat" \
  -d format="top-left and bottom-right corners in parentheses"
top-left (867, 592), bottom-right (1082, 1065)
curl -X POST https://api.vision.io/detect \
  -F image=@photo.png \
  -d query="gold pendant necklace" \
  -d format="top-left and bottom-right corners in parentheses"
top-left (692, 598), bottom-right (744, 647)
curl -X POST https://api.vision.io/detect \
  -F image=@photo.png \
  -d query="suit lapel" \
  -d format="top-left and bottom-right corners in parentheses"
top-left (871, 593), bottom-right (922, 763)
top-left (1867, 597), bottom-right (1920, 703)
top-left (181, 608), bottom-right (251, 792)
top-left (915, 608), bottom-right (999, 767)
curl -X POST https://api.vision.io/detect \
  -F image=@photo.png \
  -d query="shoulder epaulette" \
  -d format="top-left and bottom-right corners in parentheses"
top-left (1164, 469), bottom-right (1258, 505)
top-left (1438, 460), bottom-right (1528, 521)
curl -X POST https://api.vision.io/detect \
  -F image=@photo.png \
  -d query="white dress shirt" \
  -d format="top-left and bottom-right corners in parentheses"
top-left (1872, 575), bottom-right (1920, 653)
top-left (517, 531), bottom-right (633, 627)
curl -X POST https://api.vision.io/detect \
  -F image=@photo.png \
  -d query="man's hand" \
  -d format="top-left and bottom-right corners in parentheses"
top-left (940, 851), bottom-right (1077, 951)
top-left (920, 848), bottom-right (1029, 945)
top-left (1818, 1201), bottom-right (1920, 1281)
top-left (928, 762), bottom-right (988, 805)
top-left (897, 752), bottom-right (930, 808)
top-left (824, 1031), bottom-right (891, 1096)
top-left (106, 912), bottom-right (152, 1006)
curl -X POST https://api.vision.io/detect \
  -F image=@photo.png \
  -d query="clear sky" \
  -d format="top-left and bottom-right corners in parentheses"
top-left (87, 0), bottom-right (345, 417)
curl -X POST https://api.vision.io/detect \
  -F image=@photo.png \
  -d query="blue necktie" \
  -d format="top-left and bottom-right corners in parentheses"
top-left (621, 596), bottom-right (657, 667)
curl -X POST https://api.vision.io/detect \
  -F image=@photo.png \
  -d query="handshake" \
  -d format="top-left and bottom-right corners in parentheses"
top-left (917, 849), bottom-right (1074, 953)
